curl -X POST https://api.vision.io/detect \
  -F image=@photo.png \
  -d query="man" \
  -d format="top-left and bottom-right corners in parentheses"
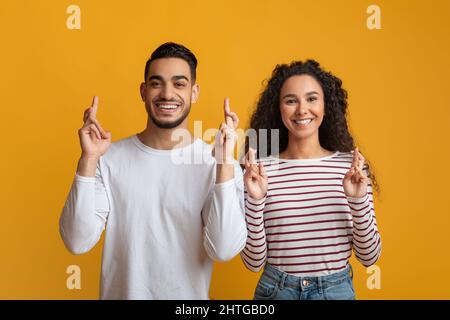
top-left (59, 42), bottom-right (246, 299)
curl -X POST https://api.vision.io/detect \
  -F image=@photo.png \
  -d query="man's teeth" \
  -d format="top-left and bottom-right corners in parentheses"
top-left (294, 119), bottom-right (313, 125)
top-left (157, 104), bottom-right (178, 109)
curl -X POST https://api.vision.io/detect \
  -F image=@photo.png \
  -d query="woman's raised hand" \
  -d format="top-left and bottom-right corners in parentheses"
top-left (343, 147), bottom-right (369, 198)
top-left (243, 148), bottom-right (268, 200)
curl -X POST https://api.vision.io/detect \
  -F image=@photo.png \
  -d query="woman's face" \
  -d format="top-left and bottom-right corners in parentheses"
top-left (280, 74), bottom-right (325, 141)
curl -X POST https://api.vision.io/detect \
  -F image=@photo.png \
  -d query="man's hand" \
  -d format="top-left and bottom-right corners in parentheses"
top-left (78, 96), bottom-right (111, 159)
top-left (214, 97), bottom-right (238, 165)
top-left (76, 96), bottom-right (111, 177)
top-left (214, 97), bottom-right (239, 183)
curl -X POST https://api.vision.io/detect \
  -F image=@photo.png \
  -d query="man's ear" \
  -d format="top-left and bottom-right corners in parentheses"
top-left (191, 83), bottom-right (200, 104)
top-left (140, 82), bottom-right (146, 102)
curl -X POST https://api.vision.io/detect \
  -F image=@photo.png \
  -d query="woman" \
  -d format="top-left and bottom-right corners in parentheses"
top-left (241, 60), bottom-right (381, 300)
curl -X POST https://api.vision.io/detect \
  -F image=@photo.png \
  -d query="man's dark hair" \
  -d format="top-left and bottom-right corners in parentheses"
top-left (144, 42), bottom-right (198, 83)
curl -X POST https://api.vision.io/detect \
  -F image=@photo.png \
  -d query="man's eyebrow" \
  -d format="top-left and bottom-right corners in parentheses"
top-left (172, 75), bottom-right (189, 82)
top-left (147, 75), bottom-right (190, 82)
top-left (148, 75), bottom-right (164, 82)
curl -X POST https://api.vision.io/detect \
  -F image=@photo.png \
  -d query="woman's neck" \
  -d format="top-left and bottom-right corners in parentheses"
top-left (279, 134), bottom-right (333, 160)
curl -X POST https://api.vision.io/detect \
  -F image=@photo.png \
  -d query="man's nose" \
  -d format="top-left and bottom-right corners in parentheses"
top-left (160, 84), bottom-right (175, 100)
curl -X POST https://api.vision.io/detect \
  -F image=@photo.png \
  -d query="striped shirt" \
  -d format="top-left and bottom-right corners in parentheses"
top-left (241, 151), bottom-right (382, 277)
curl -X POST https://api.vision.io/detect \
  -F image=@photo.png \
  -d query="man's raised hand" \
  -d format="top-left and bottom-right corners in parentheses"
top-left (78, 96), bottom-right (111, 159)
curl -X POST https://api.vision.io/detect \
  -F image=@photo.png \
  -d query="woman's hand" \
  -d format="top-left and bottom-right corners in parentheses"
top-left (343, 147), bottom-right (369, 198)
top-left (243, 148), bottom-right (268, 200)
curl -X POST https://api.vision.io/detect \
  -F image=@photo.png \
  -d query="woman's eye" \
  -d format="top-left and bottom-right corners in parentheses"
top-left (307, 96), bottom-right (317, 102)
top-left (286, 99), bottom-right (297, 104)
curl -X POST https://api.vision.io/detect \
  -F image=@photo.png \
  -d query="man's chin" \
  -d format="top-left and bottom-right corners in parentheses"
top-left (150, 115), bottom-right (188, 129)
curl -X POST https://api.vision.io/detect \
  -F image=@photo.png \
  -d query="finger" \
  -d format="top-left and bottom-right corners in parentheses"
top-left (356, 167), bottom-right (367, 180)
top-left (215, 125), bottom-right (225, 146)
top-left (225, 111), bottom-right (239, 129)
top-left (259, 163), bottom-right (267, 178)
top-left (224, 97), bottom-right (234, 128)
top-left (248, 148), bottom-right (256, 164)
top-left (244, 151), bottom-right (251, 170)
top-left (354, 147), bottom-right (361, 169)
top-left (91, 118), bottom-right (107, 138)
top-left (357, 152), bottom-right (365, 170)
top-left (220, 126), bottom-right (227, 145)
top-left (352, 148), bottom-right (358, 168)
top-left (89, 123), bottom-right (102, 140)
top-left (83, 107), bottom-right (92, 123)
top-left (249, 164), bottom-right (259, 176)
top-left (249, 167), bottom-right (259, 179)
top-left (91, 96), bottom-right (99, 119)
top-left (104, 130), bottom-right (112, 140)
top-left (353, 169), bottom-right (361, 183)
top-left (343, 167), bottom-right (354, 181)
top-left (345, 167), bottom-right (356, 183)
top-left (224, 127), bottom-right (236, 143)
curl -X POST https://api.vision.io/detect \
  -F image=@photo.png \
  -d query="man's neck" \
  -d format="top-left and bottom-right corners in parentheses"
top-left (137, 119), bottom-right (194, 150)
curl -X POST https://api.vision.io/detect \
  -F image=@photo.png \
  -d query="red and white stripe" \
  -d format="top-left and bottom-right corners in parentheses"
top-left (241, 151), bottom-right (382, 276)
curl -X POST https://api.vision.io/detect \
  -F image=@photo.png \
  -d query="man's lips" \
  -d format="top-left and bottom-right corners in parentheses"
top-left (154, 101), bottom-right (182, 113)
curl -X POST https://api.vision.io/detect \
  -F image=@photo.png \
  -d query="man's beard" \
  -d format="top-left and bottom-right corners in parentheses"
top-left (146, 102), bottom-right (191, 129)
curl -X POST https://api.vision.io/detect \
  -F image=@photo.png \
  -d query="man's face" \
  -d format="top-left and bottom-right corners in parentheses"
top-left (140, 57), bottom-right (199, 129)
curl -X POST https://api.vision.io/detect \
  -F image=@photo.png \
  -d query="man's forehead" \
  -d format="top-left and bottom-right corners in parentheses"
top-left (148, 57), bottom-right (191, 80)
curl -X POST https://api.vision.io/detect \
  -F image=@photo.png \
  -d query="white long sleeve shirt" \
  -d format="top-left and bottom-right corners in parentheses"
top-left (59, 135), bottom-right (246, 300)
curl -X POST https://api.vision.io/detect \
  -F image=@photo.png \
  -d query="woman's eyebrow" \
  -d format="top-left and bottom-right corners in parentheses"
top-left (305, 91), bottom-right (320, 96)
top-left (281, 93), bottom-right (297, 99)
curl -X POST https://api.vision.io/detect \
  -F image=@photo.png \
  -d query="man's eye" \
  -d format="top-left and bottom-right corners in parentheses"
top-left (150, 82), bottom-right (161, 87)
top-left (175, 82), bottom-right (186, 88)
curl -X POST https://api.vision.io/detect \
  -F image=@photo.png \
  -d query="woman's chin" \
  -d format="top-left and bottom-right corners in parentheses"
top-left (288, 129), bottom-right (317, 140)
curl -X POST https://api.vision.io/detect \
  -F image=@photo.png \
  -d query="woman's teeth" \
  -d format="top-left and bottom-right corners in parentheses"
top-left (294, 119), bottom-right (313, 125)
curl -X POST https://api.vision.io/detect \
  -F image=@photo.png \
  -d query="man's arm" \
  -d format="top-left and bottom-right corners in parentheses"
top-left (60, 159), bottom-right (110, 254)
top-left (202, 161), bottom-right (247, 262)
top-left (59, 96), bottom-right (112, 254)
top-left (202, 98), bottom-right (247, 261)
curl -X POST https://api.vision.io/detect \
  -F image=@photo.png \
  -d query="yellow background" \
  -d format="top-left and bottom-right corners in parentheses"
top-left (0, 0), bottom-right (449, 299)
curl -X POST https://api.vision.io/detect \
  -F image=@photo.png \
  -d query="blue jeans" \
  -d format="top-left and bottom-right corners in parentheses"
top-left (254, 264), bottom-right (356, 300)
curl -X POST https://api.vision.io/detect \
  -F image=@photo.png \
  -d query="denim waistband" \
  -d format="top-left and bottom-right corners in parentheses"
top-left (262, 263), bottom-right (353, 291)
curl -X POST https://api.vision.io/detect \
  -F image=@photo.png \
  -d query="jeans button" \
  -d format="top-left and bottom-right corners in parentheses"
top-left (302, 280), bottom-right (310, 287)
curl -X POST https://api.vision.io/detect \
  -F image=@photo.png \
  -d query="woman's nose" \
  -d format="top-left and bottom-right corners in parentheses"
top-left (295, 101), bottom-right (307, 115)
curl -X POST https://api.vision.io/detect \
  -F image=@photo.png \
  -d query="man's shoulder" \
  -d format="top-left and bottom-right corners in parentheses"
top-left (101, 135), bottom-right (135, 162)
top-left (110, 135), bottom-right (135, 151)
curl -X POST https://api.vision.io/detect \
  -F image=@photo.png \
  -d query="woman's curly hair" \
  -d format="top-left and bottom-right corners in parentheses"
top-left (247, 59), bottom-right (378, 192)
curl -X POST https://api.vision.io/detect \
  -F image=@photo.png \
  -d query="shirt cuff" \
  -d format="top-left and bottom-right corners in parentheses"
top-left (246, 195), bottom-right (267, 206)
top-left (214, 177), bottom-right (236, 191)
top-left (346, 193), bottom-right (369, 205)
top-left (75, 173), bottom-right (95, 183)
